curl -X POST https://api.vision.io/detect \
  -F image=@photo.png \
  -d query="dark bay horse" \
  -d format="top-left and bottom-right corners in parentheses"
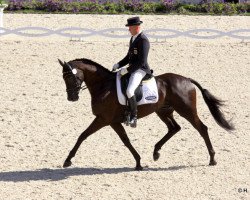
top-left (58, 58), bottom-right (234, 170)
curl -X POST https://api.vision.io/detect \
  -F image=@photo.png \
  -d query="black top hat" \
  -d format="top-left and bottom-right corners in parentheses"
top-left (125, 17), bottom-right (143, 27)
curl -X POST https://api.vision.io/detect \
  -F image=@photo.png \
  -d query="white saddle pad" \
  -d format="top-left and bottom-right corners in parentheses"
top-left (116, 73), bottom-right (159, 106)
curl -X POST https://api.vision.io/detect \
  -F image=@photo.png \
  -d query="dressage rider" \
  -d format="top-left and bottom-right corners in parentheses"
top-left (113, 16), bottom-right (152, 128)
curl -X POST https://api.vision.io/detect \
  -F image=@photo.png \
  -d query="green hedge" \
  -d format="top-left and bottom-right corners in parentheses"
top-left (3, 0), bottom-right (250, 15)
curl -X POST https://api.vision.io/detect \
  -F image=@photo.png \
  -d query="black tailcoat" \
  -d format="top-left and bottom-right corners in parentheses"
top-left (118, 32), bottom-right (151, 75)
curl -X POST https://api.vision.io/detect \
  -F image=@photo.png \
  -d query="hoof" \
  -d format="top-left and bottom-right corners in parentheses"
top-left (63, 160), bottom-right (72, 168)
top-left (135, 165), bottom-right (143, 171)
top-left (153, 152), bottom-right (160, 161)
top-left (130, 124), bottom-right (137, 128)
top-left (209, 160), bottom-right (217, 166)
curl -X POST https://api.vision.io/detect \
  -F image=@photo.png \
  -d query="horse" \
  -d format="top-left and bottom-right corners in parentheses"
top-left (58, 58), bottom-right (234, 170)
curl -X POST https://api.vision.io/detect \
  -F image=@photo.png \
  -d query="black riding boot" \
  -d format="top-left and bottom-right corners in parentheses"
top-left (128, 96), bottom-right (137, 128)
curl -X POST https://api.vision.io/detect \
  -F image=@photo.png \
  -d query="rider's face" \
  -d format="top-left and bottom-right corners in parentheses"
top-left (128, 25), bottom-right (140, 36)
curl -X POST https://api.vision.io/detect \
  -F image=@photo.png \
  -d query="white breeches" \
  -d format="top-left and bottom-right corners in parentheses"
top-left (126, 69), bottom-right (146, 98)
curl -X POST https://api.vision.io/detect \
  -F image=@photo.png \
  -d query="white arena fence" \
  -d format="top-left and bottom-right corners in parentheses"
top-left (0, 7), bottom-right (4, 27)
top-left (0, 27), bottom-right (250, 40)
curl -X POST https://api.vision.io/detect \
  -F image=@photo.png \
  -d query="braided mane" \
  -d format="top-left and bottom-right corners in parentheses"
top-left (72, 58), bottom-right (113, 75)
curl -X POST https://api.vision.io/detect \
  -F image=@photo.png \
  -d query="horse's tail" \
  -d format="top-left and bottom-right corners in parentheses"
top-left (189, 78), bottom-right (234, 132)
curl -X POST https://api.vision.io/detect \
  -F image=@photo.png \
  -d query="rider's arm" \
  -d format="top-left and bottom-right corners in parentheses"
top-left (118, 53), bottom-right (129, 68)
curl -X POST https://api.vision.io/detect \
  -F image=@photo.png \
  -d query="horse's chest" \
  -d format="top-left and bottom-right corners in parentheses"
top-left (91, 91), bottom-right (111, 114)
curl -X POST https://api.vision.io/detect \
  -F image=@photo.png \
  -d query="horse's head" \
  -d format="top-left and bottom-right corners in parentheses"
top-left (58, 59), bottom-right (84, 102)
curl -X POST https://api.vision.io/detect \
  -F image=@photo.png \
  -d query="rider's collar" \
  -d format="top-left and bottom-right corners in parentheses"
top-left (132, 30), bottom-right (142, 42)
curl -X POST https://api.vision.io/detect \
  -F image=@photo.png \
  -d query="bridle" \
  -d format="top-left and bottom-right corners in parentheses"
top-left (63, 62), bottom-right (87, 93)
top-left (63, 72), bottom-right (87, 92)
top-left (63, 61), bottom-right (116, 94)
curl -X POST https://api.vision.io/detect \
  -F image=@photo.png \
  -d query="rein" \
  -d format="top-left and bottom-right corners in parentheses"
top-left (79, 76), bottom-right (116, 92)
top-left (63, 70), bottom-right (115, 93)
top-left (80, 85), bottom-right (88, 91)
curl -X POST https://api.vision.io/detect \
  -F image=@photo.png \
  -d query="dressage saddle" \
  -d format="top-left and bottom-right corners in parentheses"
top-left (120, 72), bottom-right (153, 102)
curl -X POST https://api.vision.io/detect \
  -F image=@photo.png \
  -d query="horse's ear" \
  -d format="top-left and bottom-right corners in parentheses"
top-left (64, 61), bottom-right (73, 71)
top-left (58, 59), bottom-right (64, 67)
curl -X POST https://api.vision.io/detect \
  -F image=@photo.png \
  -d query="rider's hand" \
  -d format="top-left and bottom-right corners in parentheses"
top-left (120, 68), bottom-right (128, 76)
top-left (112, 63), bottom-right (119, 71)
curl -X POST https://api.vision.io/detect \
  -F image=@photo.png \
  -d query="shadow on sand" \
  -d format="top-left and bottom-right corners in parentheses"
top-left (0, 165), bottom-right (205, 182)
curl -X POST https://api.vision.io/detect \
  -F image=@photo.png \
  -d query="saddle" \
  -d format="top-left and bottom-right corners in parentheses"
top-left (120, 73), bottom-right (152, 102)
top-left (116, 71), bottom-right (158, 106)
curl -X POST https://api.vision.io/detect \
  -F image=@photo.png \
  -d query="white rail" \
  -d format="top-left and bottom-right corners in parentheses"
top-left (0, 8), bottom-right (4, 28)
top-left (0, 4), bottom-right (7, 28)
top-left (0, 27), bottom-right (250, 40)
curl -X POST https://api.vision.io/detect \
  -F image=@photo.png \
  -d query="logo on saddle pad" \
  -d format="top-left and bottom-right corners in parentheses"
top-left (145, 96), bottom-right (157, 101)
top-left (116, 73), bottom-right (159, 106)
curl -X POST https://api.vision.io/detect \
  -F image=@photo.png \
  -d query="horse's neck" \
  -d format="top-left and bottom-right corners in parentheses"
top-left (81, 64), bottom-right (113, 94)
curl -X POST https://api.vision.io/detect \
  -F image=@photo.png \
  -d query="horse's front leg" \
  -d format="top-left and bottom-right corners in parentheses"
top-left (110, 123), bottom-right (143, 171)
top-left (63, 117), bottom-right (106, 168)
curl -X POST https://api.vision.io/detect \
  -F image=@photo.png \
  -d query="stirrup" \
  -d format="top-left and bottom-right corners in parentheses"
top-left (124, 111), bottom-right (130, 126)
top-left (129, 117), bottom-right (137, 128)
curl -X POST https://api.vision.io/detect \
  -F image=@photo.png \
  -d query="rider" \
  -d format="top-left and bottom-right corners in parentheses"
top-left (113, 16), bottom-right (152, 128)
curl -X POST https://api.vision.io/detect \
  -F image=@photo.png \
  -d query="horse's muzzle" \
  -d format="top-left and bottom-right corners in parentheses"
top-left (67, 93), bottom-right (79, 102)
top-left (68, 97), bottom-right (79, 102)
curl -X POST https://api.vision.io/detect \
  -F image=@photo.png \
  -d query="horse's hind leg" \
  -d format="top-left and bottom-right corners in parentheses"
top-left (189, 114), bottom-right (217, 166)
top-left (111, 123), bottom-right (143, 171)
top-left (174, 98), bottom-right (217, 166)
top-left (153, 110), bottom-right (181, 161)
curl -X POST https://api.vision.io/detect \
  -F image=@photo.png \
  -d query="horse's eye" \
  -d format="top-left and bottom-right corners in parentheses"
top-left (72, 69), bottom-right (77, 74)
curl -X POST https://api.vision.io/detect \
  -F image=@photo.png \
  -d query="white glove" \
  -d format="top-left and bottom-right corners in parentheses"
top-left (112, 63), bottom-right (119, 71)
top-left (120, 68), bottom-right (128, 76)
